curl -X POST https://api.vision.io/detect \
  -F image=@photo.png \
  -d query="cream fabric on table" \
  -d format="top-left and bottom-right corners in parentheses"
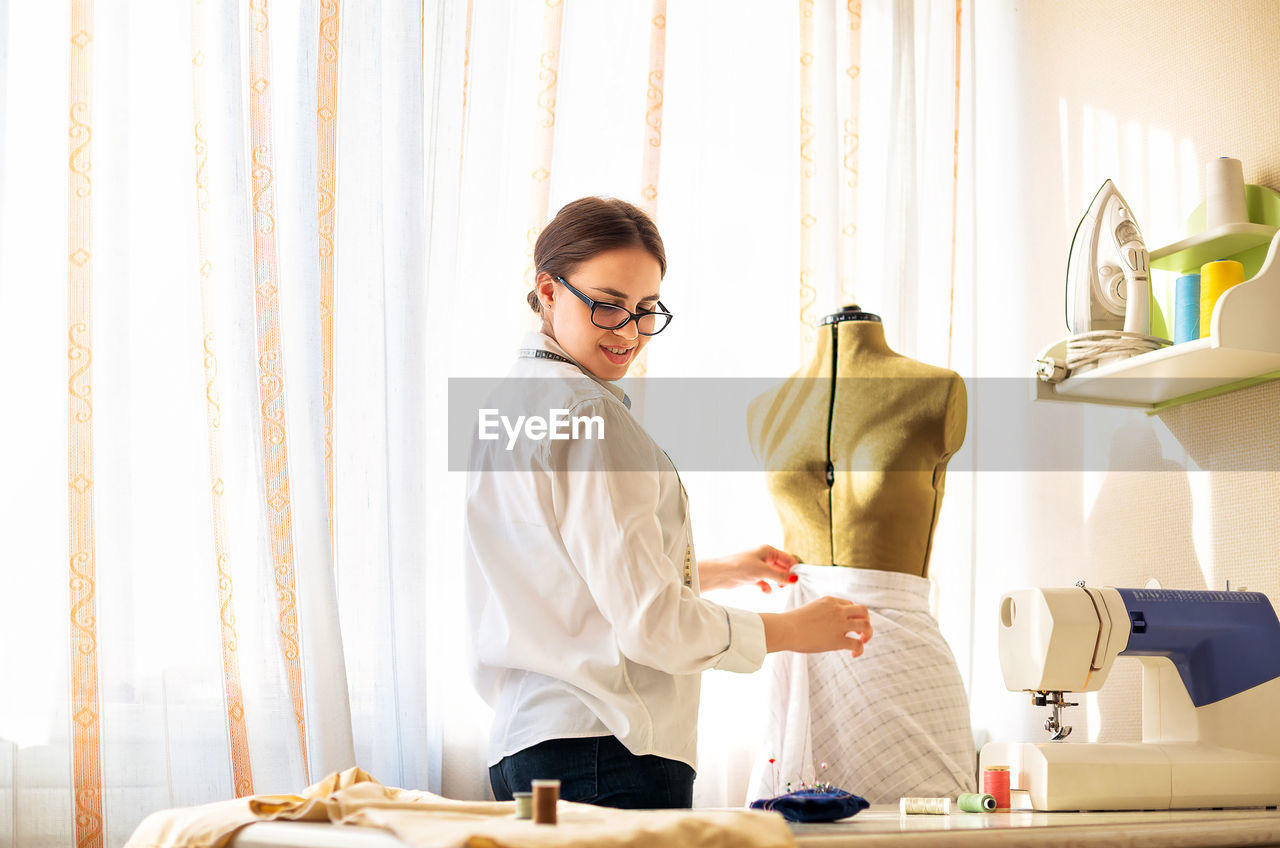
top-left (749, 564), bottom-right (975, 804)
top-left (123, 767), bottom-right (796, 848)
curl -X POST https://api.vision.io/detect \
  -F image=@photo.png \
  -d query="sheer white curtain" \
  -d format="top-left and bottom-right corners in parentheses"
top-left (421, 0), bottom-right (976, 806)
top-left (0, 4), bottom-right (976, 846)
top-left (333, 0), bottom-right (431, 791)
top-left (0, 2), bottom-right (429, 846)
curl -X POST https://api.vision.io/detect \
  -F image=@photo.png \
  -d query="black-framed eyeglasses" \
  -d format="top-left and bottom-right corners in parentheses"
top-left (553, 275), bottom-right (673, 336)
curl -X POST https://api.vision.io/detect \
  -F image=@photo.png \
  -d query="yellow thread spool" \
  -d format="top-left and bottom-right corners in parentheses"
top-left (1199, 260), bottom-right (1245, 338)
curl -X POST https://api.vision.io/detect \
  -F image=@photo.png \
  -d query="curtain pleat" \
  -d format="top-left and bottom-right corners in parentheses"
top-left (639, 0), bottom-right (666, 221)
top-left (331, 0), bottom-right (428, 791)
top-left (523, 0), bottom-right (564, 292)
top-left (946, 0), bottom-right (962, 368)
top-left (797, 0), bottom-right (819, 346)
top-left (244, 0), bottom-right (311, 784)
top-left (317, 0), bottom-right (339, 544)
top-left (67, 1), bottom-right (105, 845)
top-left (187, 0), bottom-right (255, 801)
top-left (623, 0), bottom-right (666, 384)
top-left (837, 0), bottom-right (861, 306)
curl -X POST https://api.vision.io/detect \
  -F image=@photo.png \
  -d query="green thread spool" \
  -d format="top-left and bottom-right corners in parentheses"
top-left (958, 793), bottom-right (997, 813)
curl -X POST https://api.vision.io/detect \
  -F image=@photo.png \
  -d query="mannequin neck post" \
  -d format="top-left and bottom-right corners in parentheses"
top-left (821, 304), bottom-right (882, 326)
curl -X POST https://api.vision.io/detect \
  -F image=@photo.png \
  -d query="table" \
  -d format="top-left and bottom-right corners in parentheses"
top-left (233, 805), bottom-right (1280, 848)
top-left (790, 805), bottom-right (1280, 847)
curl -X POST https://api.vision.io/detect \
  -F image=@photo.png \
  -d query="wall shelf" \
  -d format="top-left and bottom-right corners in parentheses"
top-left (1035, 228), bottom-right (1280, 411)
top-left (1150, 223), bottom-right (1278, 274)
top-left (1149, 185), bottom-right (1280, 276)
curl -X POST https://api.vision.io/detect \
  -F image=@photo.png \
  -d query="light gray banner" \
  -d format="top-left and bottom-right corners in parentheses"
top-left (447, 377), bottom-right (1280, 472)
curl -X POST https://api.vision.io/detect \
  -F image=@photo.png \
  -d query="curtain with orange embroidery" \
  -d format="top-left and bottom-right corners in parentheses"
top-left (522, 0), bottom-right (564, 295)
top-left (789, 0), bottom-right (970, 366)
top-left (0, 2), bottom-right (432, 845)
top-left (627, 0), bottom-right (666, 381)
top-left (843, 0), bottom-right (970, 367)
top-left (0, 3), bottom-right (980, 840)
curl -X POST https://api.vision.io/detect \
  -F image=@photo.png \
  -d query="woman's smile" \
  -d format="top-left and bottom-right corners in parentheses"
top-left (600, 343), bottom-right (634, 365)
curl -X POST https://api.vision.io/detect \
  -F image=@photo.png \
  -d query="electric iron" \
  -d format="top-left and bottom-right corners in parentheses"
top-left (1066, 179), bottom-right (1150, 337)
top-left (1042, 179), bottom-right (1166, 380)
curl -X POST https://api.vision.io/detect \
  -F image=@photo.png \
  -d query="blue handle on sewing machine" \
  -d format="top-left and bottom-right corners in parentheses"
top-left (1117, 588), bottom-right (1280, 707)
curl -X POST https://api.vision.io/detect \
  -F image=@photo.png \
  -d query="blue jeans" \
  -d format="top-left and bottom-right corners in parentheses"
top-left (489, 735), bottom-right (695, 809)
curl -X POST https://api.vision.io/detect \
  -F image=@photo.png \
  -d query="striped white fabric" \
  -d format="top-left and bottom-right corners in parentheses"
top-left (749, 564), bottom-right (976, 804)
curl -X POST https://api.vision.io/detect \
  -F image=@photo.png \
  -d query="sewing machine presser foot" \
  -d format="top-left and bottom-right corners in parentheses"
top-left (1033, 690), bottom-right (1078, 741)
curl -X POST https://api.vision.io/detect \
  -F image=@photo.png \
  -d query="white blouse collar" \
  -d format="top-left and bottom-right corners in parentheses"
top-left (519, 331), bottom-right (632, 410)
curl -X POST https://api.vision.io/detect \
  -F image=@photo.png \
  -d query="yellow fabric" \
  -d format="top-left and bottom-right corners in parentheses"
top-left (123, 768), bottom-right (797, 848)
top-left (747, 320), bottom-right (966, 577)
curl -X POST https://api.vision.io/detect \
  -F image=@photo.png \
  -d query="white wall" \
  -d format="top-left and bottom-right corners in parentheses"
top-left (966, 0), bottom-right (1280, 746)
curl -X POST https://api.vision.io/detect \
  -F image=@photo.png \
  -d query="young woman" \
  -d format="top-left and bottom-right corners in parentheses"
top-left (463, 196), bottom-right (872, 809)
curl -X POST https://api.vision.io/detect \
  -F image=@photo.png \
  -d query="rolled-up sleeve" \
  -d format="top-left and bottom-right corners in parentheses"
top-left (715, 606), bottom-right (767, 672)
top-left (548, 398), bottom-right (766, 676)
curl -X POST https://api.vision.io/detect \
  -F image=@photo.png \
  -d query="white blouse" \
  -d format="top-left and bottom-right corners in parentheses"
top-left (463, 331), bottom-right (767, 771)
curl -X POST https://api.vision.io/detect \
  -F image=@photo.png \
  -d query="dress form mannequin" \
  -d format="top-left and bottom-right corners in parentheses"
top-left (746, 305), bottom-right (966, 575)
top-left (745, 305), bottom-right (975, 804)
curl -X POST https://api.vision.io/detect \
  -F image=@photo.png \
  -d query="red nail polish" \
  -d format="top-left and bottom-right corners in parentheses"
top-left (788, 574), bottom-right (799, 583)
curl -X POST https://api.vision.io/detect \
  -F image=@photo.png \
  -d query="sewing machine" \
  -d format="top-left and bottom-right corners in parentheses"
top-left (979, 585), bottom-right (1280, 810)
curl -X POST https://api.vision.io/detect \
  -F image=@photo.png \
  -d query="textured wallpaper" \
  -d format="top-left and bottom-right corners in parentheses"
top-left (968, 0), bottom-right (1280, 745)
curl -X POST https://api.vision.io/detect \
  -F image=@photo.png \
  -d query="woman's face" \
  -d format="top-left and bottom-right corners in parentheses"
top-left (536, 246), bottom-right (663, 381)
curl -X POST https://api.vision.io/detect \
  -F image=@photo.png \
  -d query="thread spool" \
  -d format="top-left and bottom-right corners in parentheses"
top-left (531, 779), bottom-right (559, 825)
top-left (983, 766), bottom-right (1011, 810)
top-left (1199, 260), bottom-right (1245, 338)
top-left (1175, 274), bottom-right (1201, 343)
top-left (513, 792), bottom-right (532, 820)
top-left (1205, 157), bottom-right (1248, 230)
top-left (957, 793), bottom-right (997, 813)
top-left (899, 796), bottom-right (951, 815)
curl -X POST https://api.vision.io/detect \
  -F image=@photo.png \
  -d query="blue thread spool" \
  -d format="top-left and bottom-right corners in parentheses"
top-left (1175, 273), bottom-right (1201, 343)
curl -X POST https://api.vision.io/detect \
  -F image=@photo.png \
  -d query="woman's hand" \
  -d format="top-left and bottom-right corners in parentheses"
top-left (697, 544), bottom-right (799, 593)
top-left (760, 597), bottom-right (873, 659)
